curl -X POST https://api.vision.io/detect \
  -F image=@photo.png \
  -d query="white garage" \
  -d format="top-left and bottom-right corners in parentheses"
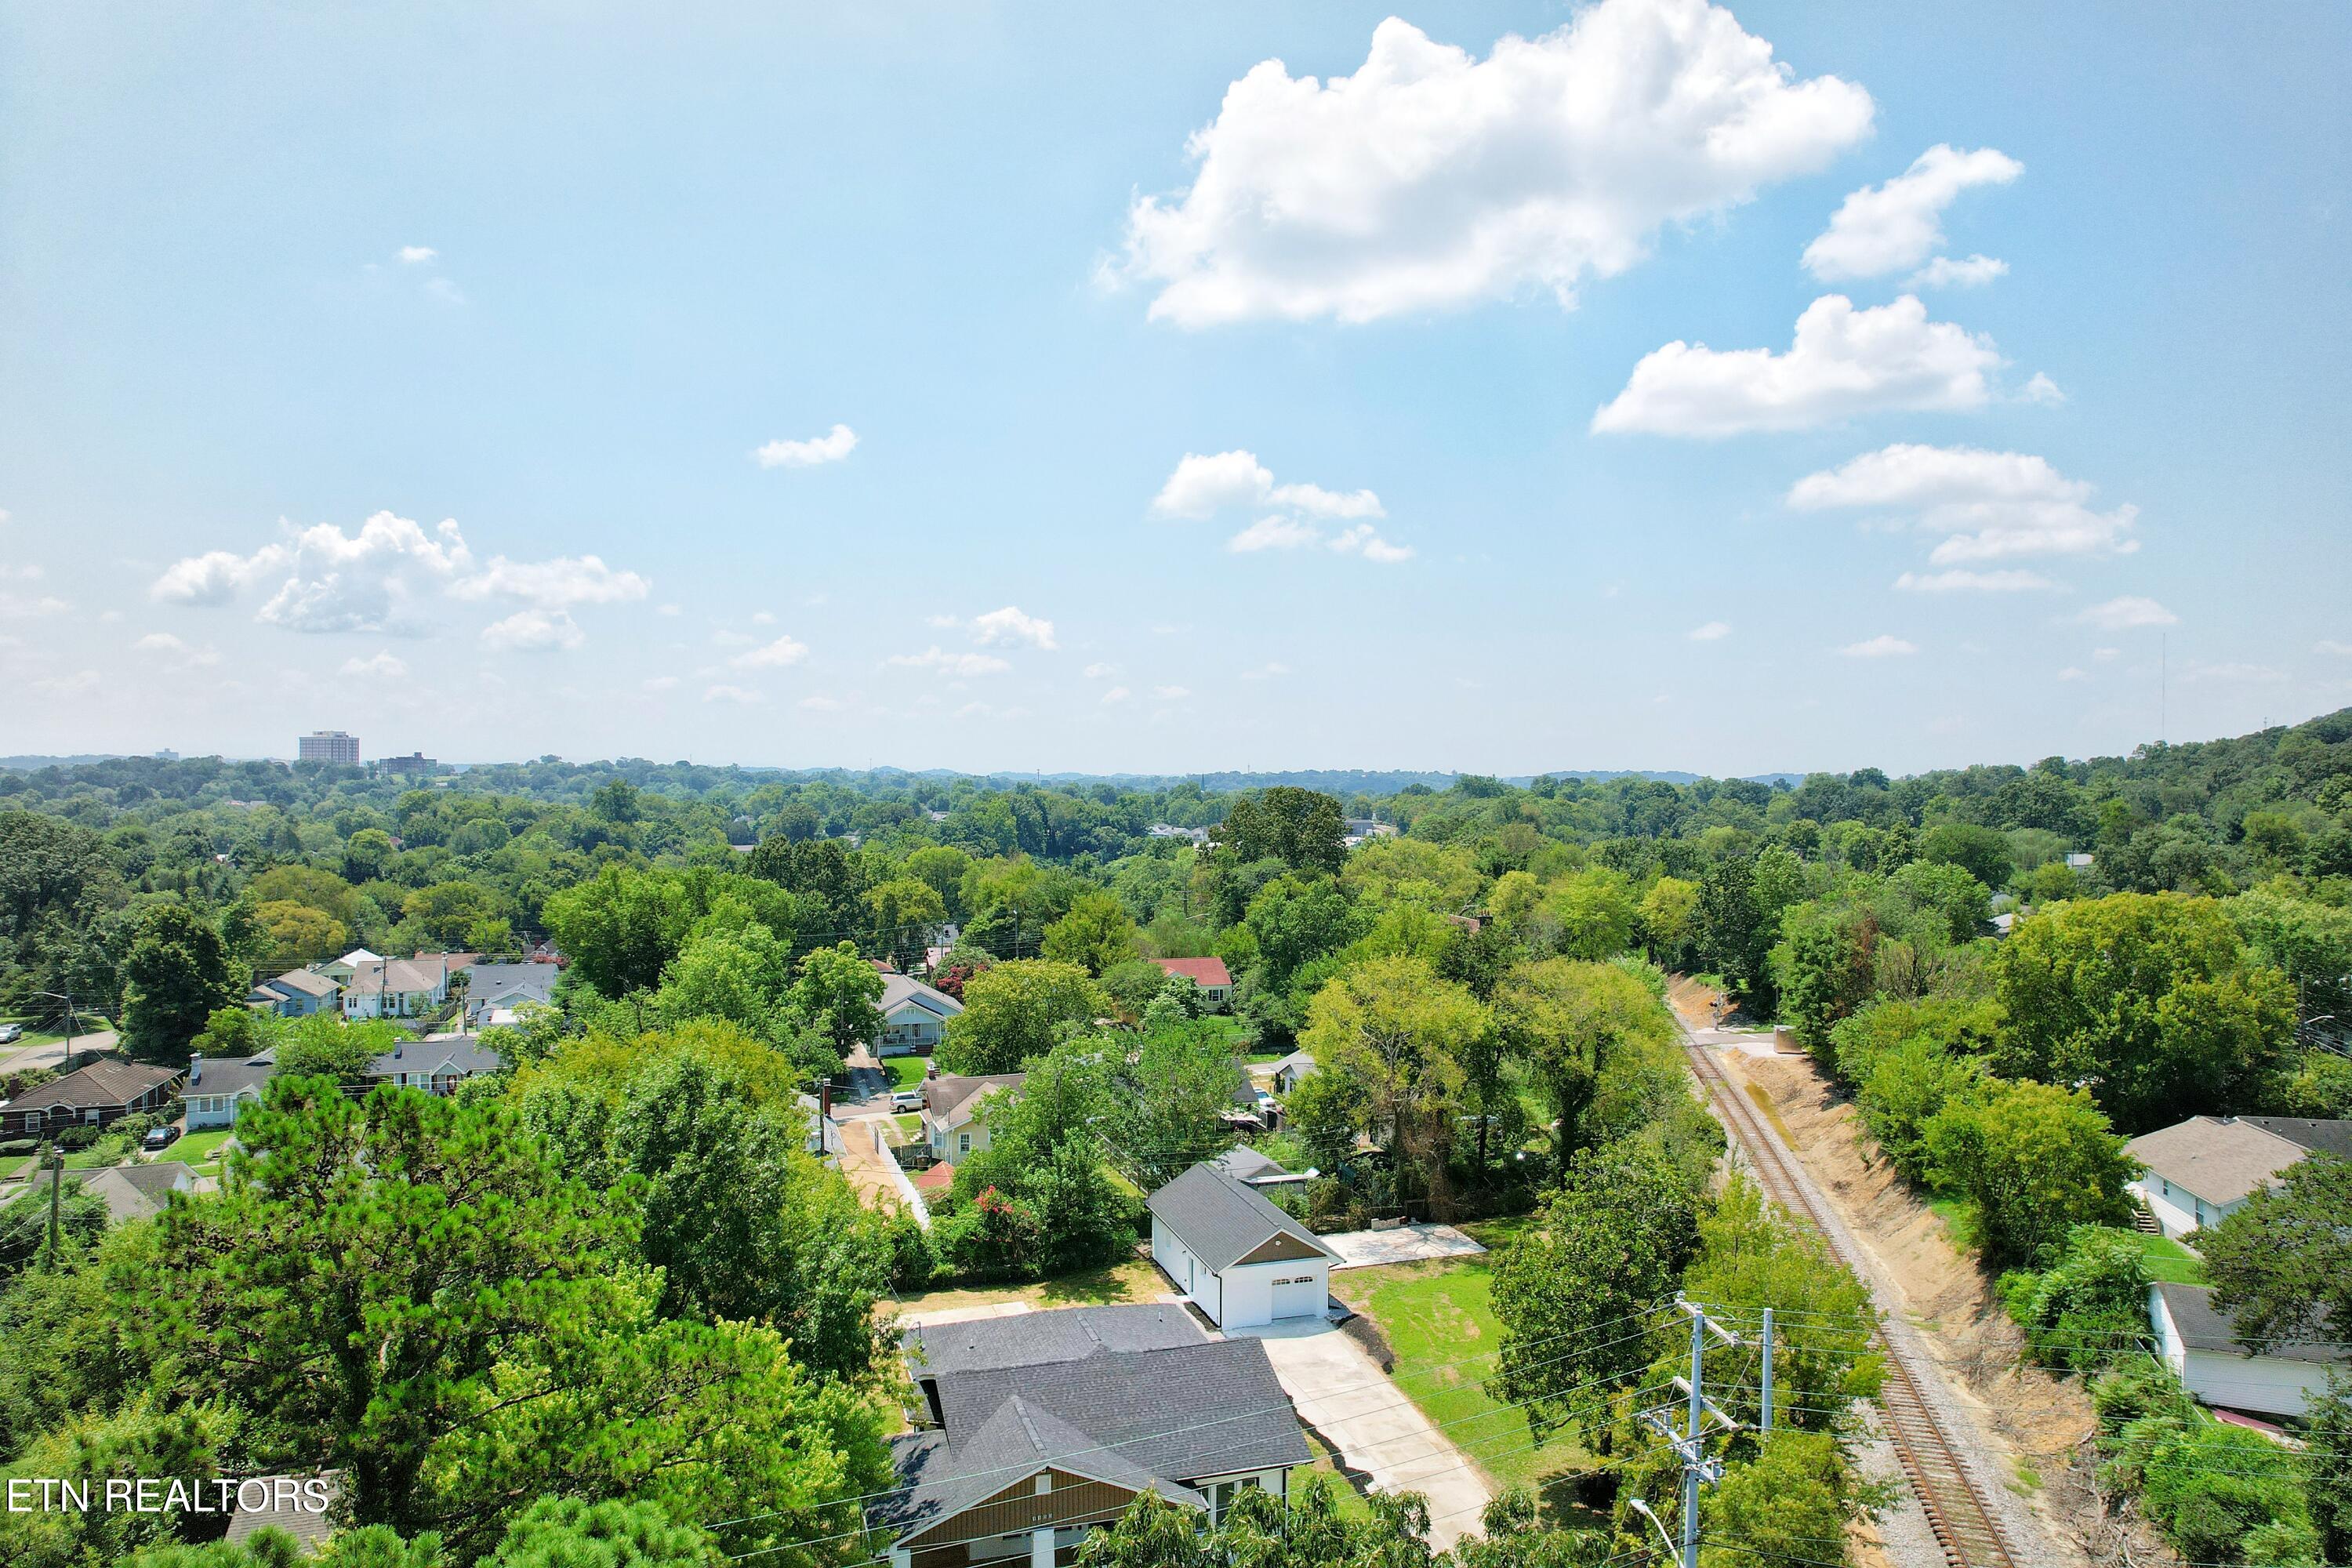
top-left (1147, 1161), bottom-right (1338, 1330)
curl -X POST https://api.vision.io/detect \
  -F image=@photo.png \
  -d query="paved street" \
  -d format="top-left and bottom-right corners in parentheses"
top-left (0, 1028), bottom-right (120, 1076)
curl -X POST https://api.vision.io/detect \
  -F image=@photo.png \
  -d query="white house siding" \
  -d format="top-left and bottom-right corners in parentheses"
top-left (2129, 1175), bottom-right (2244, 1240)
top-left (184, 1090), bottom-right (257, 1131)
top-left (1151, 1217), bottom-right (1222, 1324)
top-left (878, 1004), bottom-right (949, 1056)
top-left (2151, 1288), bottom-right (2333, 1419)
top-left (1218, 1259), bottom-right (1330, 1329)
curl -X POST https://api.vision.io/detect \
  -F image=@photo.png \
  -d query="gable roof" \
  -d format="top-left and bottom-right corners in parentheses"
top-left (225, 1473), bottom-right (340, 1552)
top-left (931, 1338), bottom-right (1309, 1492)
top-left (924, 1073), bottom-right (1023, 1126)
top-left (881, 973), bottom-right (964, 1021)
top-left (187, 1054), bottom-right (275, 1100)
top-left (1210, 1145), bottom-right (1288, 1184)
top-left (347, 957), bottom-right (452, 996)
top-left (2, 1059), bottom-right (180, 1114)
top-left (365, 1036), bottom-right (505, 1080)
top-left (1151, 956), bottom-right (1232, 989)
top-left (903, 1304), bottom-right (1205, 1382)
top-left (78, 1161), bottom-right (197, 1224)
top-left (1146, 1161), bottom-right (1338, 1272)
top-left (264, 969), bottom-right (340, 999)
top-left (2125, 1116), bottom-right (2317, 1208)
top-left (464, 962), bottom-right (560, 1006)
top-left (1269, 1049), bottom-right (1317, 1079)
top-left (2155, 1282), bottom-right (2347, 1366)
top-left (2237, 1117), bottom-right (2352, 1163)
top-left (880, 1396), bottom-right (1203, 1543)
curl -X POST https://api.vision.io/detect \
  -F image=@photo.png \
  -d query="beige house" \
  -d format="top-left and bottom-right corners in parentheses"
top-left (2123, 1116), bottom-right (2351, 1240)
top-left (924, 1073), bottom-right (1023, 1162)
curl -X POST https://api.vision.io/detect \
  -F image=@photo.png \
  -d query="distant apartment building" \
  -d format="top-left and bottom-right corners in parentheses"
top-left (381, 752), bottom-right (437, 775)
top-left (297, 731), bottom-right (361, 765)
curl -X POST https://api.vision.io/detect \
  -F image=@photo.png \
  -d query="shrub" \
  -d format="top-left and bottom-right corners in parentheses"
top-left (1999, 1226), bottom-right (2149, 1373)
top-left (56, 1124), bottom-right (102, 1152)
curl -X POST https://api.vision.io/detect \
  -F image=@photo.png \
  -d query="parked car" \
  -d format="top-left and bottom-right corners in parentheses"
top-left (0, 1023), bottom-right (22, 1044)
top-left (143, 1124), bottom-right (181, 1150)
top-left (891, 1089), bottom-right (924, 1112)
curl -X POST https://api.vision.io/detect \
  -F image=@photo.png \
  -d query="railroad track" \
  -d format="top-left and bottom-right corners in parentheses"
top-left (1680, 1030), bottom-right (2024, 1568)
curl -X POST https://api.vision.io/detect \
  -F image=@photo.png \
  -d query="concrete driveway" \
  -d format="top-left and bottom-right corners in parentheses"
top-left (1243, 1320), bottom-right (1492, 1550)
top-left (1322, 1222), bottom-right (1487, 1270)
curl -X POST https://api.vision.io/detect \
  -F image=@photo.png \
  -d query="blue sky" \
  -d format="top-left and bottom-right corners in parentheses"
top-left (2, 2), bottom-right (2346, 776)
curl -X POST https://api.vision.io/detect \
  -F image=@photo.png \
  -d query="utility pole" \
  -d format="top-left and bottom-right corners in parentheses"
top-left (44, 1144), bottom-right (63, 1272)
top-left (1637, 1298), bottom-right (1744, 1568)
top-left (1759, 1307), bottom-right (1775, 1435)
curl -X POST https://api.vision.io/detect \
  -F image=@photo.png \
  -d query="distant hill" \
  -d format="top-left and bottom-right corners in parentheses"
top-left (0, 754), bottom-right (124, 771)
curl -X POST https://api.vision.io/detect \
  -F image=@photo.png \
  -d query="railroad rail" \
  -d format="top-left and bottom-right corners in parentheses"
top-left (1680, 1029), bottom-right (2024, 1568)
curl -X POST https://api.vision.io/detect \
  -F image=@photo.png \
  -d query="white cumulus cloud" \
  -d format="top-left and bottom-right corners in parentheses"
top-left (1802, 144), bottom-right (2022, 281)
top-left (703, 684), bottom-right (763, 705)
top-left (1790, 444), bottom-right (2137, 564)
top-left (1117, 0), bottom-right (1872, 326)
top-left (1152, 450), bottom-right (1381, 521)
top-left (339, 652), bottom-right (409, 678)
top-left (1100, 686), bottom-right (1133, 705)
top-left (1908, 254), bottom-right (2008, 289)
top-left (1594, 295), bottom-right (2000, 436)
top-left (1893, 568), bottom-right (2057, 593)
top-left (754, 424), bottom-right (858, 468)
top-left (969, 606), bottom-right (1058, 650)
top-left (480, 609), bottom-right (585, 652)
top-left (1228, 517), bottom-right (1324, 553)
top-left (397, 245), bottom-right (439, 265)
top-left (2075, 596), bottom-right (2178, 630)
top-left (1152, 685), bottom-right (1191, 700)
top-left (731, 635), bottom-right (809, 670)
top-left (885, 647), bottom-right (1011, 677)
top-left (1688, 621), bottom-right (1731, 641)
top-left (1327, 524), bottom-right (1414, 563)
top-left (450, 554), bottom-right (649, 608)
top-left (1839, 635), bottom-right (1918, 658)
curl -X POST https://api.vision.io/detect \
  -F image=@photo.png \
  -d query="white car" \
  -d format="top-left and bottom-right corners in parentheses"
top-left (0, 1024), bottom-right (21, 1044)
top-left (891, 1089), bottom-right (925, 1112)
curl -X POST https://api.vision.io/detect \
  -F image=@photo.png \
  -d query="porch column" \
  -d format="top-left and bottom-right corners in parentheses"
top-left (1030, 1525), bottom-right (1054, 1566)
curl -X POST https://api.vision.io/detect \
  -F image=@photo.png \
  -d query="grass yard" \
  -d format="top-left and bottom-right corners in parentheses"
top-left (883, 1056), bottom-right (928, 1091)
top-left (1330, 1249), bottom-right (1593, 1501)
top-left (0, 1155), bottom-right (31, 1180)
top-left (63, 1135), bottom-right (133, 1170)
top-left (1293, 1431), bottom-right (1375, 1522)
top-left (172, 1129), bottom-right (237, 1170)
top-left (890, 1113), bottom-right (923, 1144)
top-left (2115, 1229), bottom-right (2207, 1285)
top-left (887, 1254), bottom-right (1167, 1320)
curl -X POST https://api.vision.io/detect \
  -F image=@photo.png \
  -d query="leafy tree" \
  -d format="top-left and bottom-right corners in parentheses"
top-left (485, 1494), bottom-right (717, 1568)
top-left (1991, 891), bottom-right (2296, 1132)
top-left (1698, 1430), bottom-right (1853, 1568)
top-left (1241, 874), bottom-right (1363, 994)
top-left (1218, 786), bottom-right (1346, 875)
top-left (272, 1011), bottom-right (398, 1083)
top-left (544, 867), bottom-right (691, 999)
top-left (343, 827), bottom-right (397, 884)
top-left (612, 1051), bottom-right (887, 1378)
top-left (793, 941), bottom-right (884, 1062)
top-left (1039, 890), bottom-right (1139, 976)
top-left (1856, 1036), bottom-right (1990, 1184)
top-left (1095, 1020), bottom-right (1245, 1189)
top-left (402, 882), bottom-right (506, 948)
top-left (1490, 1138), bottom-right (1704, 1441)
top-left (1697, 856), bottom-right (1763, 996)
top-left (1769, 902), bottom-right (1877, 1056)
top-left (1298, 954), bottom-right (1481, 1201)
top-left (254, 898), bottom-right (349, 971)
top-left (192, 1002), bottom-right (281, 1058)
top-left (1919, 821), bottom-right (2016, 890)
top-left (2303, 1375), bottom-right (2352, 1565)
top-left (1494, 959), bottom-right (1671, 1174)
top-left (0, 1171), bottom-right (109, 1277)
top-left (1924, 1079), bottom-right (2134, 1266)
top-left (2201, 1151), bottom-right (2352, 1352)
top-left (862, 877), bottom-right (947, 970)
top-left (119, 903), bottom-right (240, 1063)
top-left (898, 845), bottom-right (975, 920)
top-left (129, 1075), bottom-right (889, 1555)
top-left (1639, 875), bottom-right (1700, 964)
top-left (1541, 867), bottom-right (1638, 960)
top-left (938, 960), bottom-right (1107, 1076)
top-left (2000, 1225), bottom-right (2150, 1373)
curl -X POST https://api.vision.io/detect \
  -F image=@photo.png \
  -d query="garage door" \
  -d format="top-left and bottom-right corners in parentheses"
top-left (1270, 1274), bottom-right (1323, 1319)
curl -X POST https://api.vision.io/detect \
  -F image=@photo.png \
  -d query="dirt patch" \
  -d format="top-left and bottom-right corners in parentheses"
top-left (1717, 1047), bottom-right (2172, 1568)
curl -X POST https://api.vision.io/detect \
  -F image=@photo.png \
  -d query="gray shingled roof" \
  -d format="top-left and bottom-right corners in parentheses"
top-left (225, 1474), bottom-right (340, 1553)
top-left (2238, 1117), bottom-right (2352, 1163)
top-left (904, 1304), bottom-right (1204, 1381)
top-left (365, 1036), bottom-right (506, 1080)
top-left (1146, 1162), bottom-right (1337, 1272)
top-left (1211, 1145), bottom-right (1287, 1183)
top-left (932, 1338), bottom-right (1309, 1494)
top-left (924, 1073), bottom-right (1024, 1125)
top-left (1, 1059), bottom-right (180, 1114)
top-left (887, 1395), bottom-right (1203, 1540)
top-left (77, 1162), bottom-right (197, 1225)
top-left (2155, 1282), bottom-right (2347, 1366)
top-left (882, 973), bottom-right (963, 1018)
top-left (266, 969), bottom-right (340, 999)
top-left (465, 962), bottom-right (560, 1006)
top-left (187, 1054), bottom-right (275, 1100)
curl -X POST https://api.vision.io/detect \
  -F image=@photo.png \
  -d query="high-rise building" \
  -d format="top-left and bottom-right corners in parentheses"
top-left (297, 731), bottom-right (361, 765)
top-left (381, 751), bottom-right (437, 775)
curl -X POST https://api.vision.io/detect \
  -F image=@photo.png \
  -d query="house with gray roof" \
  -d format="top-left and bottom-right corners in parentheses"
top-left (184, 1051), bottom-right (277, 1130)
top-left (877, 972), bottom-right (964, 1057)
top-left (78, 1160), bottom-right (199, 1225)
top-left (1147, 1161), bottom-right (1338, 1328)
top-left (1268, 1049), bottom-right (1318, 1098)
top-left (924, 1072), bottom-right (1023, 1163)
top-left (2148, 1281), bottom-right (2347, 1420)
top-left (878, 1304), bottom-right (1308, 1567)
top-left (461, 961), bottom-right (561, 1029)
top-left (246, 968), bottom-right (340, 1018)
top-left (2124, 1115), bottom-right (2352, 1239)
top-left (365, 1034), bottom-right (506, 1095)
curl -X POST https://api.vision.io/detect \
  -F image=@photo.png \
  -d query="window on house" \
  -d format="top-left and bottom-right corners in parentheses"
top-left (958, 1133), bottom-right (971, 1155)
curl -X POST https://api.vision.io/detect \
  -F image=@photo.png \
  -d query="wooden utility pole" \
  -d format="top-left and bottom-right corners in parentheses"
top-left (44, 1144), bottom-right (63, 1271)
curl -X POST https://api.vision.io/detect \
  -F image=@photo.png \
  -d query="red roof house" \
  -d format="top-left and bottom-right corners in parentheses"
top-left (1149, 956), bottom-right (1234, 1011)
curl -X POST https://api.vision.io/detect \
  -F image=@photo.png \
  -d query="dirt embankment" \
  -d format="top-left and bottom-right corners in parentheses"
top-left (1716, 1044), bottom-right (2174, 1568)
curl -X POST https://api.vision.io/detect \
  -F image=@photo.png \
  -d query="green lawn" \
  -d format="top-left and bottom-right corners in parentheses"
top-left (173, 1129), bottom-right (237, 1169)
top-left (2115, 1229), bottom-right (2207, 1285)
top-left (0, 1155), bottom-right (30, 1180)
top-left (63, 1135), bottom-right (133, 1170)
top-left (883, 1057), bottom-right (928, 1091)
top-left (1333, 1250), bottom-right (1593, 1501)
top-left (891, 1113), bottom-right (923, 1143)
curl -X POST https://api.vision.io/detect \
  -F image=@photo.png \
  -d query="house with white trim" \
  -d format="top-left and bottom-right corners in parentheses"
top-left (1147, 1160), bottom-right (1338, 1329)
top-left (878, 972), bottom-right (964, 1057)
top-left (2148, 1281), bottom-right (2346, 1420)
top-left (2123, 1115), bottom-right (2351, 1240)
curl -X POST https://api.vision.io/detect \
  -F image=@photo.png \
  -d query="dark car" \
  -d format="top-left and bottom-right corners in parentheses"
top-left (143, 1124), bottom-right (182, 1151)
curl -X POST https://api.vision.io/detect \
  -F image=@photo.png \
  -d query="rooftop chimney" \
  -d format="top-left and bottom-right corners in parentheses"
top-left (189, 1052), bottom-right (203, 1086)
